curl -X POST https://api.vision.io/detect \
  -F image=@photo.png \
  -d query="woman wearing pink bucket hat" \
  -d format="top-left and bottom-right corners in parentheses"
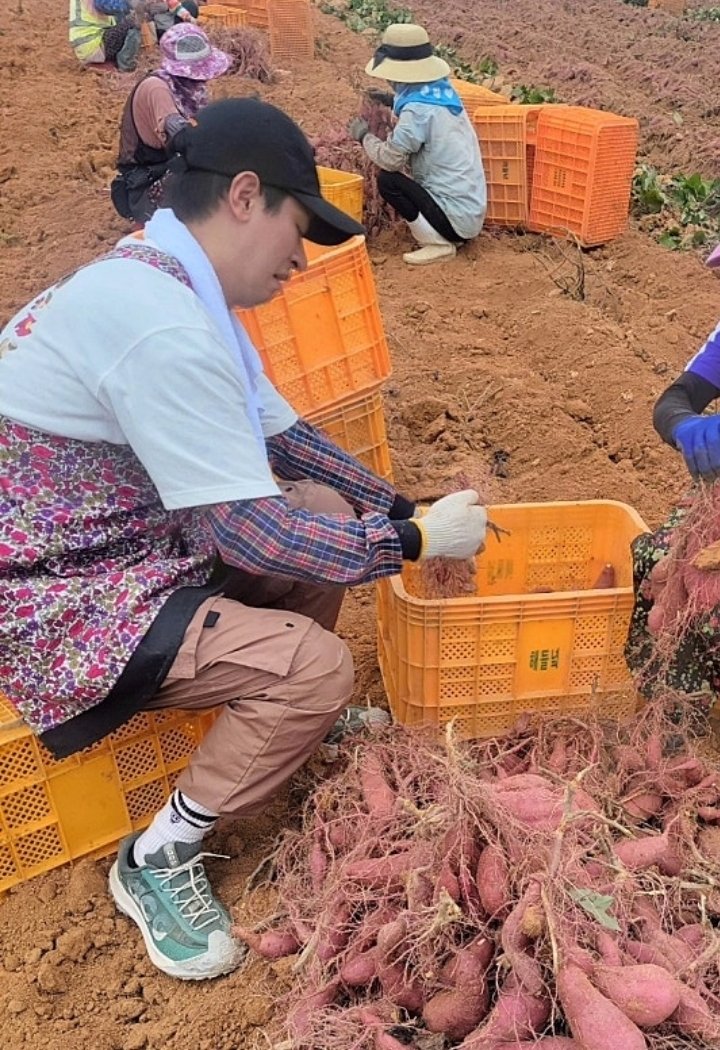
top-left (111, 23), bottom-right (231, 223)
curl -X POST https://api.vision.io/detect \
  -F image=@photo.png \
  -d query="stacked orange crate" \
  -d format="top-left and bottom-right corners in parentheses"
top-left (472, 105), bottom-right (544, 228)
top-left (528, 106), bottom-right (639, 247)
top-left (236, 236), bottom-right (395, 480)
top-left (268, 0), bottom-right (314, 65)
top-left (450, 77), bottom-right (507, 112)
top-left (223, 0), bottom-right (268, 27)
top-left (198, 4), bottom-right (248, 27)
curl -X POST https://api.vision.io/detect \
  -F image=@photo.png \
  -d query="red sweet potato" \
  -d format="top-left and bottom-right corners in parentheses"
top-left (501, 881), bottom-right (544, 995)
top-left (424, 937), bottom-right (493, 1038)
top-left (595, 931), bottom-right (622, 967)
top-left (376, 914), bottom-right (424, 1013)
top-left (309, 837), bottom-right (329, 891)
top-left (490, 1041), bottom-right (580, 1050)
top-left (359, 752), bottom-right (395, 818)
top-left (287, 979), bottom-right (340, 1039)
top-left (476, 844), bottom-right (511, 917)
top-left (423, 981), bottom-right (489, 1040)
top-left (343, 845), bottom-right (432, 887)
top-left (592, 963), bottom-right (681, 1027)
top-left (459, 973), bottom-right (551, 1047)
top-left (674, 923), bottom-right (706, 948)
top-left (232, 924), bottom-right (299, 960)
top-left (673, 983), bottom-right (720, 1042)
top-left (490, 773), bottom-right (599, 831)
top-left (375, 1033), bottom-right (408, 1050)
top-left (556, 964), bottom-right (647, 1050)
top-left (620, 791), bottom-right (665, 821)
top-left (614, 829), bottom-right (681, 875)
top-left (340, 947), bottom-right (377, 988)
top-left (317, 894), bottom-right (352, 963)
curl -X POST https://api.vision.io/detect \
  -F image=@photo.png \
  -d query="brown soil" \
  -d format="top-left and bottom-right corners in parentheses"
top-left (2, 1), bottom-right (720, 1047)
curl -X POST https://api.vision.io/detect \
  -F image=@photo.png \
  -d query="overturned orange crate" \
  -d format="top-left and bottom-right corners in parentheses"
top-left (450, 77), bottom-right (507, 111)
top-left (528, 106), bottom-right (639, 247)
top-left (306, 383), bottom-right (393, 481)
top-left (472, 104), bottom-right (546, 227)
top-left (0, 692), bottom-right (218, 891)
top-left (317, 165), bottom-right (364, 225)
top-left (377, 500), bottom-right (647, 740)
top-left (198, 3), bottom-right (247, 26)
top-left (236, 236), bottom-right (391, 416)
top-left (268, 0), bottom-right (314, 65)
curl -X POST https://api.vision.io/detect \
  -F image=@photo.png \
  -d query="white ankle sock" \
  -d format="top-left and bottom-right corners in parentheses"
top-left (133, 789), bottom-right (219, 865)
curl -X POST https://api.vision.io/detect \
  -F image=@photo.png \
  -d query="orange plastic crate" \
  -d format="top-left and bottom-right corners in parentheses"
top-left (228, 0), bottom-right (268, 28)
top-left (268, 0), bottom-right (314, 65)
top-left (528, 106), bottom-right (639, 247)
top-left (472, 104), bottom-right (545, 227)
top-left (306, 383), bottom-right (392, 481)
top-left (236, 236), bottom-right (391, 416)
top-left (198, 3), bottom-right (247, 25)
top-left (317, 166), bottom-right (364, 225)
top-left (648, 0), bottom-right (685, 13)
top-left (377, 500), bottom-right (647, 740)
top-left (0, 692), bottom-right (217, 891)
top-left (450, 77), bottom-right (507, 111)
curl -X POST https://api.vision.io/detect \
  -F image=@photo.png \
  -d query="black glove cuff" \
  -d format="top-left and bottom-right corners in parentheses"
top-left (390, 519), bottom-right (422, 561)
top-left (388, 493), bottom-right (416, 520)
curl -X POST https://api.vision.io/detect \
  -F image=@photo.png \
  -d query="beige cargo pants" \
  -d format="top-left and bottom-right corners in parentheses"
top-left (144, 481), bottom-right (355, 816)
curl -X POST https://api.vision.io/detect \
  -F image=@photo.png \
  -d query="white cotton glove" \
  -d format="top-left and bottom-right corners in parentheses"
top-left (416, 490), bottom-right (488, 560)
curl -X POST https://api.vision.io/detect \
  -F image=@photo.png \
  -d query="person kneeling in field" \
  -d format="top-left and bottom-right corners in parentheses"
top-left (627, 246), bottom-right (720, 726)
top-left (68, 0), bottom-right (141, 72)
top-left (111, 24), bottom-right (231, 224)
top-left (348, 23), bottom-right (487, 266)
top-left (0, 98), bottom-right (488, 981)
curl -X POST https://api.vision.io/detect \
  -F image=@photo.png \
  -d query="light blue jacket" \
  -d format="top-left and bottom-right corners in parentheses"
top-left (363, 102), bottom-right (487, 239)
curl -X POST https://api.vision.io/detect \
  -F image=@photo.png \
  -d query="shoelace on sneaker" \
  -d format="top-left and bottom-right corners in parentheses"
top-left (151, 851), bottom-right (228, 932)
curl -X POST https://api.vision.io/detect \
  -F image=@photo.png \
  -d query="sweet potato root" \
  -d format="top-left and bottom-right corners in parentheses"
top-left (592, 963), bottom-right (682, 1027)
top-left (556, 964), bottom-right (647, 1050)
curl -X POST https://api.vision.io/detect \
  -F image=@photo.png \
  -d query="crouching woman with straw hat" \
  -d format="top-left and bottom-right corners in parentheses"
top-left (348, 24), bottom-right (487, 266)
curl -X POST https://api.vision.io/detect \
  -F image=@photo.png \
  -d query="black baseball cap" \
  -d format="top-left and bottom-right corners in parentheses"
top-left (172, 98), bottom-right (365, 246)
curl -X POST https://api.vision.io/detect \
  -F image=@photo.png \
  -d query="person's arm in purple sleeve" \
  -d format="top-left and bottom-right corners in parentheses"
top-left (265, 418), bottom-right (416, 519)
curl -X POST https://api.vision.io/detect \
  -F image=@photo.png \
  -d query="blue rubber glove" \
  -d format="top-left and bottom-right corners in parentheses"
top-left (673, 415), bottom-right (720, 479)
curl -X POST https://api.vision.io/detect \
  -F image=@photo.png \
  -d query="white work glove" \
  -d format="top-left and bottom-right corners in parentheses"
top-left (416, 490), bottom-right (487, 560)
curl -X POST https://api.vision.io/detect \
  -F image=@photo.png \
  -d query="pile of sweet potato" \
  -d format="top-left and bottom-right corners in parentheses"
top-left (234, 713), bottom-right (720, 1049)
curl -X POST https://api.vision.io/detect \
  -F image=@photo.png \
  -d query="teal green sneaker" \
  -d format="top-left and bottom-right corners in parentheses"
top-left (109, 834), bottom-right (245, 980)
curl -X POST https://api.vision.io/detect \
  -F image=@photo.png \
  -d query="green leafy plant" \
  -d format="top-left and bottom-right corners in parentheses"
top-left (632, 163), bottom-right (720, 250)
top-left (319, 0), bottom-right (411, 33)
top-left (510, 84), bottom-right (557, 104)
top-left (688, 6), bottom-right (720, 20)
top-left (434, 44), bottom-right (498, 83)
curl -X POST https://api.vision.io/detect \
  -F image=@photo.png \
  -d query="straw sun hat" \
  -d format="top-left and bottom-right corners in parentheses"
top-left (365, 24), bottom-right (451, 84)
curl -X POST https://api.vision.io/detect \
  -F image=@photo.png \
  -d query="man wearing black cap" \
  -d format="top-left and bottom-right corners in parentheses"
top-left (0, 98), bottom-right (487, 980)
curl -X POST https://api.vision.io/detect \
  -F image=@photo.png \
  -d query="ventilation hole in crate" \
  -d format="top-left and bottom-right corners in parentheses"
top-left (126, 779), bottom-right (167, 824)
top-left (0, 841), bottom-right (18, 881)
top-left (1, 782), bottom-right (53, 829)
top-left (159, 726), bottom-right (198, 766)
top-left (441, 641), bottom-right (477, 663)
top-left (115, 738), bottom-right (159, 784)
top-left (16, 824), bottom-right (65, 870)
top-left (574, 617), bottom-right (609, 649)
top-left (475, 676), bottom-right (514, 697)
top-left (439, 681), bottom-right (476, 701)
top-left (0, 738), bottom-right (40, 784)
top-left (109, 713), bottom-right (151, 744)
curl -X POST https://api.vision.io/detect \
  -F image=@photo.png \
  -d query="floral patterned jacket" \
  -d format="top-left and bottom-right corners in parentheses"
top-left (0, 246), bottom-right (219, 756)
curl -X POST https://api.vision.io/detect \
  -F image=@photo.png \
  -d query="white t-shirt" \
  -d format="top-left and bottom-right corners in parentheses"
top-left (0, 256), bottom-right (298, 509)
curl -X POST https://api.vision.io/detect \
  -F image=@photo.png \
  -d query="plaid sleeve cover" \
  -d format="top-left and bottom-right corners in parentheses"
top-left (206, 498), bottom-right (404, 584)
top-left (265, 419), bottom-right (397, 514)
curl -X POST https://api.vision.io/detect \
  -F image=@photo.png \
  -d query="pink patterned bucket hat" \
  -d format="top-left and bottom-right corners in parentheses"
top-left (160, 23), bottom-right (231, 81)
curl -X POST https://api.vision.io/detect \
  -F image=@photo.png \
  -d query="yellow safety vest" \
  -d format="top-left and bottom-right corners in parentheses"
top-left (68, 0), bottom-right (115, 64)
